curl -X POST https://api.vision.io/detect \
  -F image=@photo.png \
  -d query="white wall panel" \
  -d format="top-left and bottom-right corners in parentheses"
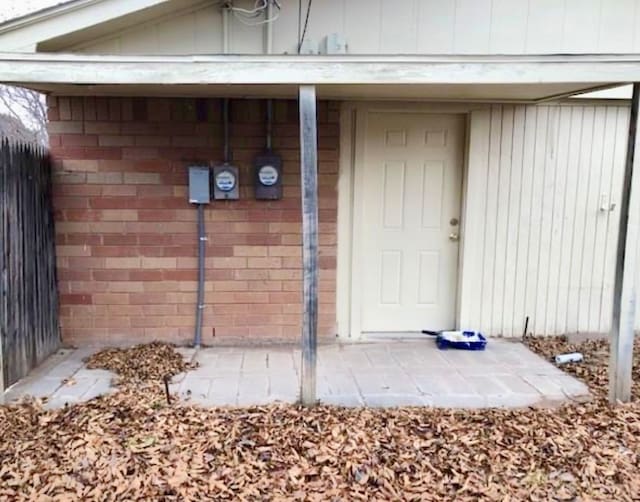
top-left (489, 0), bottom-right (528, 53)
top-left (525, 0), bottom-right (565, 53)
top-left (381, 0), bottom-right (418, 53)
top-left (461, 104), bottom-right (632, 337)
top-left (416, 0), bottom-right (455, 53)
top-left (70, 0), bottom-right (640, 55)
top-left (452, 0), bottom-right (492, 53)
top-left (598, 0), bottom-right (637, 53)
top-left (563, 0), bottom-right (601, 53)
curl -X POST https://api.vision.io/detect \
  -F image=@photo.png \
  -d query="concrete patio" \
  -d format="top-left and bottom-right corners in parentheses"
top-left (1, 339), bottom-right (590, 409)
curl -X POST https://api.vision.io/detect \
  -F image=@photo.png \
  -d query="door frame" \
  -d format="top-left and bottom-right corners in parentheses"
top-left (336, 101), bottom-right (487, 340)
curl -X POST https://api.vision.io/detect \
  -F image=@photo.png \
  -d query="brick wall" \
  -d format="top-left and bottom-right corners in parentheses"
top-left (48, 96), bottom-right (338, 346)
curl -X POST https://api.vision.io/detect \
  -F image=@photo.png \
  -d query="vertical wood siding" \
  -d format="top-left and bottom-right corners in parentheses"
top-left (69, 0), bottom-right (640, 55)
top-left (461, 104), bottom-right (632, 337)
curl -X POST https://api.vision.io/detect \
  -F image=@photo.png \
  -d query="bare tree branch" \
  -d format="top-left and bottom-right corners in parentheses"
top-left (0, 84), bottom-right (48, 146)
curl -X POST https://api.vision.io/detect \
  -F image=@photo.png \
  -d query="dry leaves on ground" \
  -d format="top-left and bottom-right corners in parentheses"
top-left (524, 335), bottom-right (640, 399)
top-left (85, 342), bottom-right (196, 382)
top-left (1, 339), bottom-right (639, 501)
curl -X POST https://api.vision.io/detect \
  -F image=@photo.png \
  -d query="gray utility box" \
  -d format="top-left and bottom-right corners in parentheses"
top-left (188, 166), bottom-right (211, 204)
top-left (212, 163), bottom-right (239, 200)
top-left (253, 151), bottom-right (282, 200)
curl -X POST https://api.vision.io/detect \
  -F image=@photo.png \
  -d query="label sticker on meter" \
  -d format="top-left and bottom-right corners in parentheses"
top-left (258, 165), bottom-right (279, 186)
top-left (215, 169), bottom-right (236, 192)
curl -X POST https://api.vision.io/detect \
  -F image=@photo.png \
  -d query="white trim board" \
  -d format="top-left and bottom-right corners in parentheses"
top-left (0, 52), bottom-right (639, 88)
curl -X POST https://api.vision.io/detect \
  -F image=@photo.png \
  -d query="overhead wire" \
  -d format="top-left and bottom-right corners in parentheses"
top-left (297, 0), bottom-right (302, 52)
top-left (297, 0), bottom-right (313, 53)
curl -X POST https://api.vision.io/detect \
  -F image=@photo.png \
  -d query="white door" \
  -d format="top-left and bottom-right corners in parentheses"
top-left (358, 112), bottom-right (464, 332)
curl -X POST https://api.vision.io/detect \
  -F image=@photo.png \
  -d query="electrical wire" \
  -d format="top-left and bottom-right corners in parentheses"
top-left (226, 0), bottom-right (281, 27)
top-left (297, 0), bottom-right (302, 53)
top-left (297, 0), bottom-right (313, 53)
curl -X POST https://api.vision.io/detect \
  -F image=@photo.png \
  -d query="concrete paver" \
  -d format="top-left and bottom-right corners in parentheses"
top-left (2, 339), bottom-right (591, 409)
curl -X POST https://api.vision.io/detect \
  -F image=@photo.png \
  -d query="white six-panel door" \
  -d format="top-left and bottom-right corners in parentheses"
top-left (358, 112), bottom-right (464, 332)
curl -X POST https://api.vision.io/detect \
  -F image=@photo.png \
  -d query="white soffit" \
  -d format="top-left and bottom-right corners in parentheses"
top-left (15, 83), bottom-right (618, 103)
top-left (571, 84), bottom-right (633, 100)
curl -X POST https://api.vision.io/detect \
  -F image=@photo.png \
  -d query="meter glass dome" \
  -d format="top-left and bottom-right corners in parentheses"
top-left (258, 165), bottom-right (279, 186)
top-left (215, 169), bottom-right (236, 192)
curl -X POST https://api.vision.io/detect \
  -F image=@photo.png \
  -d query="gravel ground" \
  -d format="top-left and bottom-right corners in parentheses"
top-left (1, 340), bottom-right (639, 501)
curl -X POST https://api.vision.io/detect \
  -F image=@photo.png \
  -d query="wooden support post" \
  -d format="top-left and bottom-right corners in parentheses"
top-left (299, 85), bottom-right (318, 406)
top-left (609, 82), bottom-right (640, 403)
top-left (0, 321), bottom-right (4, 401)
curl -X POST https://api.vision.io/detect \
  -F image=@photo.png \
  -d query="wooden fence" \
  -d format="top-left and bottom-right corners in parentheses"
top-left (1, 140), bottom-right (59, 391)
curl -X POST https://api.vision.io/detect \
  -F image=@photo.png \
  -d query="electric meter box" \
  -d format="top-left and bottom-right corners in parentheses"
top-left (253, 151), bottom-right (282, 200)
top-left (188, 166), bottom-right (211, 204)
top-left (212, 163), bottom-right (239, 200)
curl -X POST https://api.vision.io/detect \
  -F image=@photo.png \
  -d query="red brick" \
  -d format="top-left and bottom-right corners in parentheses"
top-left (87, 172), bottom-right (123, 184)
top-left (55, 184), bottom-right (102, 196)
top-left (84, 147), bottom-right (122, 160)
top-left (123, 147), bottom-right (159, 160)
top-left (64, 234), bottom-right (101, 246)
top-left (54, 197), bottom-right (89, 209)
top-left (129, 293), bottom-right (168, 305)
top-left (130, 270), bottom-right (164, 281)
top-left (141, 257), bottom-right (177, 269)
top-left (101, 185), bottom-right (137, 196)
top-left (105, 257), bottom-right (141, 269)
top-left (85, 122), bottom-right (121, 134)
top-left (60, 294), bottom-right (92, 304)
top-left (99, 209), bottom-right (138, 221)
top-left (93, 270), bottom-right (130, 281)
top-left (99, 135), bottom-right (135, 147)
top-left (58, 98), bottom-right (72, 120)
top-left (102, 234), bottom-right (137, 246)
top-left (92, 246), bottom-right (138, 257)
top-left (163, 270), bottom-right (198, 281)
top-left (83, 97), bottom-right (97, 121)
top-left (109, 99), bottom-right (122, 121)
top-left (61, 134), bottom-right (98, 147)
top-left (124, 172), bottom-right (161, 184)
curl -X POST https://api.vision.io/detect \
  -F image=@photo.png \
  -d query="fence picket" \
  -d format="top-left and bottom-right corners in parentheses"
top-left (0, 140), bottom-right (59, 389)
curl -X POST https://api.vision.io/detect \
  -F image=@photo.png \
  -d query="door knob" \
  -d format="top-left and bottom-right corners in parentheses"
top-left (449, 233), bottom-right (459, 241)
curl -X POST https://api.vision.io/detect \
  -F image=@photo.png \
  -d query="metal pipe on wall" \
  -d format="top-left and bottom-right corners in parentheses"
top-left (194, 203), bottom-right (205, 347)
top-left (266, 99), bottom-right (273, 150)
top-left (265, 0), bottom-right (274, 150)
top-left (265, 0), bottom-right (274, 54)
top-left (223, 97), bottom-right (230, 162)
top-left (222, 3), bottom-right (230, 54)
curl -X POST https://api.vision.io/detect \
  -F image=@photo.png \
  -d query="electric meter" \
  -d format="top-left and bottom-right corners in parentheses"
top-left (212, 164), bottom-right (239, 200)
top-left (253, 151), bottom-right (282, 200)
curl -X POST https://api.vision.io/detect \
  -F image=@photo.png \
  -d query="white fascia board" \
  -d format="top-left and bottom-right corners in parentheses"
top-left (0, 0), bottom-right (171, 52)
top-left (0, 53), bottom-right (638, 86)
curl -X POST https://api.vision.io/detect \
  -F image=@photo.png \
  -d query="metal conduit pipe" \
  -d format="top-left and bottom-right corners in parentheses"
top-left (223, 98), bottom-right (230, 163)
top-left (194, 203), bottom-right (205, 348)
top-left (265, 0), bottom-right (273, 151)
top-left (266, 99), bottom-right (273, 150)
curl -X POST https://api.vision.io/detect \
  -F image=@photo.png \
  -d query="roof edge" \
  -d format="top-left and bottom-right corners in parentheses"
top-left (0, 0), bottom-right (106, 35)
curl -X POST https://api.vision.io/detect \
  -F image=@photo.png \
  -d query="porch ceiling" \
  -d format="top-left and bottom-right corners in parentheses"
top-left (1, 52), bottom-right (639, 102)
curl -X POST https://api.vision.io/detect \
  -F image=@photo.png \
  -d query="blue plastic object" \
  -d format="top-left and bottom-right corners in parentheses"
top-left (435, 330), bottom-right (487, 351)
